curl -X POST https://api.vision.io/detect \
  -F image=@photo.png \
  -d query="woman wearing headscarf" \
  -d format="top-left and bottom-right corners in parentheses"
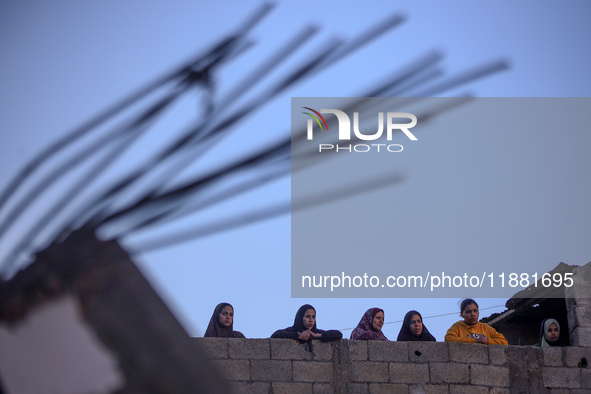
top-left (444, 299), bottom-right (507, 345)
top-left (271, 304), bottom-right (343, 342)
top-left (397, 310), bottom-right (436, 342)
top-left (350, 308), bottom-right (388, 340)
top-left (536, 318), bottom-right (562, 347)
top-left (204, 302), bottom-right (246, 338)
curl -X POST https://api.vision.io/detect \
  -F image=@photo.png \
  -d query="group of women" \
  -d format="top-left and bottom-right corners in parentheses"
top-left (204, 299), bottom-right (563, 347)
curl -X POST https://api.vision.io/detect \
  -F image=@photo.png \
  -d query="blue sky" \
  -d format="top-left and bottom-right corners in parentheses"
top-left (1, 1), bottom-right (590, 341)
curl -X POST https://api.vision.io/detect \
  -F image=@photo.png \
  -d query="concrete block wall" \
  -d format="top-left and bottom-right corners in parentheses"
top-left (196, 338), bottom-right (590, 393)
top-left (565, 264), bottom-right (591, 347)
top-left (566, 297), bottom-right (591, 347)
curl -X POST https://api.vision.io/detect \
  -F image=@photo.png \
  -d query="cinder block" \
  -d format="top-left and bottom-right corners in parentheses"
top-left (429, 362), bottom-right (469, 384)
top-left (571, 296), bottom-right (591, 306)
top-left (567, 304), bottom-right (591, 329)
top-left (489, 389), bottom-right (511, 394)
top-left (368, 341), bottom-right (408, 362)
top-left (389, 362), bottom-right (429, 384)
top-left (347, 383), bottom-right (369, 393)
top-left (251, 359), bottom-right (292, 381)
top-left (542, 367), bottom-right (582, 389)
top-left (313, 383), bottom-right (334, 394)
top-left (449, 384), bottom-right (488, 393)
top-left (470, 364), bottom-right (509, 387)
top-left (507, 346), bottom-right (546, 393)
top-left (421, 384), bottom-right (449, 394)
top-left (311, 341), bottom-right (334, 360)
top-left (195, 337), bottom-right (228, 359)
top-left (270, 338), bottom-right (312, 360)
top-left (212, 359), bottom-right (250, 381)
top-left (293, 361), bottom-right (333, 382)
top-left (347, 340), bottom-right (369, 361)
top-left (272, 382), bottom-right (313, 394)
top-left (542, 347), bottom-right (563, 366)
top-left (229, 338), bottom-right (270, 359)
top-left (351, 361), bottom-right (389, 383)
top-left (369, 383), bottom-right (409, 393)
top-left (409, 342), bottom-right (449, 362)
top-left (564, 346), bottom-right (590, 367)
top-left (448, 343), bottom-right (488, 364)
top-left (488, 345), bottom-right (508, 365)
top-left (229, 381), bottom-right (271, 394)
top-left (570, 327), bottom-right (591, 347)
top-left (582, 368), bottom-right (591, 389)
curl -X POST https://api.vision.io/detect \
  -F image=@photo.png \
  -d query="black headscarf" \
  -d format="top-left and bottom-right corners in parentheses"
top-left (397, 310), bottom-right (436, 341)
top-left (271, 304), bottom-right (342, 342)
top-left (204, 302), bottom-right (245, 338)
top-left (292, 304), bottom-right (317, 332)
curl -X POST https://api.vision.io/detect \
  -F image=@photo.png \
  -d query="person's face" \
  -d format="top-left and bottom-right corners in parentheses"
top-left (547, 323), bottom-right (559, 342)
top-left (218, 305), bottom-right (233, 327)
top-left (372, 311), bottom-right (384, 331)
top-left (461, 303), bottom-right (479, 326)
top-left (302, 308), bottom-right (316, 330)
top-left (410, 313), bottom-right (423, 336)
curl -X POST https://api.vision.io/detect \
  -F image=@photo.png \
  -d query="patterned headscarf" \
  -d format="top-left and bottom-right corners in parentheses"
top-left (350, 308), bottom-right (387, 340)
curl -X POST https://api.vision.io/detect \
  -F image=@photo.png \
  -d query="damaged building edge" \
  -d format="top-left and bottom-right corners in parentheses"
top-left (0, 229), bottom-right (229, 394)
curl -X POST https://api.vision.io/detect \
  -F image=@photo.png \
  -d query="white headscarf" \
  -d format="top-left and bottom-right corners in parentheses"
top-left (540, 318), bottom-right (560, 347)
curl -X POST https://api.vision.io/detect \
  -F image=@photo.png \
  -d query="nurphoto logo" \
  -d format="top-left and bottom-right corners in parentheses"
top-left (303, 107), bottom-right (418, 153)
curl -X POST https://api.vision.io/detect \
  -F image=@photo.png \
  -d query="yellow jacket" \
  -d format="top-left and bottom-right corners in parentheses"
top-left (444, 321), bottom-right (508, 345)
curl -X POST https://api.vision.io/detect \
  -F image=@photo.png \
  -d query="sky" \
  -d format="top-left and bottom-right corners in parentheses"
top-left (1, 1), bottom-right (591, 342)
